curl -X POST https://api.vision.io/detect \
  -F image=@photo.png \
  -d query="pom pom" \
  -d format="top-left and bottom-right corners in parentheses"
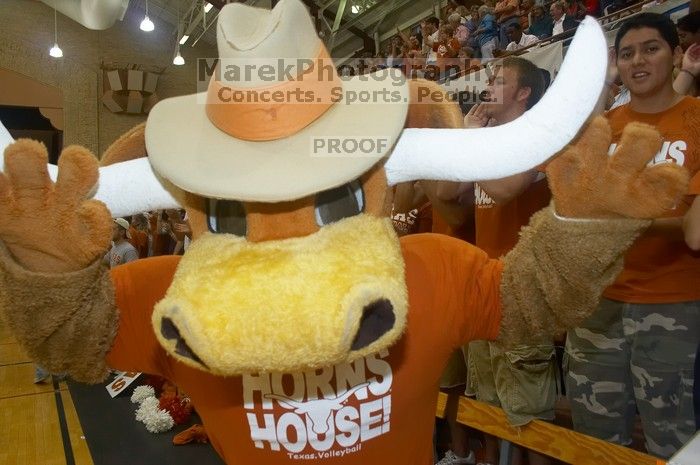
top-left (131, 385), bottom-right (155, 404)
top-left (135, 397), bottom-right (160, 422)
top-left (143, 408), bottom-right (175, 433)
top-left (135, 396), bottom-right (174, 433)
top-left (159, 395), bottom-right (193, 425)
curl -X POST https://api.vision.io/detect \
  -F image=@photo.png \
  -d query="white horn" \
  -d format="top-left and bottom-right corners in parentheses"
top-left (0, 120), bottom-right (181, 217)
top-left (94, 158), bottom-right (182, 217)
top-left (385, 16), bottom-right (607, 185)
top-left (0, 120), bottom-right (13, 155)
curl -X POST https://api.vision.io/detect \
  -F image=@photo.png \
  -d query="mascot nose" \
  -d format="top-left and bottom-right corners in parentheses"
top-left (350, 299), bottom-right (395, 351)
top-left (160, 317), bottom-right (208, 367)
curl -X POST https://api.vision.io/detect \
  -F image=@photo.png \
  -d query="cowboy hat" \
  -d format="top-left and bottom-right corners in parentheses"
top-left (145, 0), bottom-right (409, 202)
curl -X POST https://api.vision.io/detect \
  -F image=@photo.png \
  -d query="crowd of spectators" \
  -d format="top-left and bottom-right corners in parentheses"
top-left (105, 209), bottom-right (192, 269)
top-left (344, 0), bottom-right (677, 81)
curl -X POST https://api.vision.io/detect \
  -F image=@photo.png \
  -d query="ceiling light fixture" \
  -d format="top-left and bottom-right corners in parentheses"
top-left (49, 0), bottom-right (63, 58)
top-left (140, 0), bottom-right (155, 32)
top-left (173, 2), bottom-right (185, 66)
top-left (173, 51), bottom-right (185, 65)
top-left (49, 44), bottom-right (63, 58)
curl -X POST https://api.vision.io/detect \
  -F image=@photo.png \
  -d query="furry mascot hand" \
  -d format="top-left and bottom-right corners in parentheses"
top-left (0, 140), bottom-right (112, 272)
top-left (0, 140), bottom-right (117, 383)
top-left (498, 117), bottom-right (689, 345)
top-left (547, 116), bottom-right (689, 218)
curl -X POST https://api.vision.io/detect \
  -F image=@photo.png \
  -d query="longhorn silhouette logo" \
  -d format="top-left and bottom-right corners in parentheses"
top-left (256, 104), bottom-right (283, 121)
top-left (265, 382), bottom-right (370, 435)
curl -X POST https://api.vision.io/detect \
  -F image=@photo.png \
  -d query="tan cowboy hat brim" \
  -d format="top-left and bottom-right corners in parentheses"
top-left (145, 71), bottom-right (409, 202)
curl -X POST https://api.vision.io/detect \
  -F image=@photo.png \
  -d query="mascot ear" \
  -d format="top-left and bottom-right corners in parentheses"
top-left (101, 123), bottom-right (147, 166)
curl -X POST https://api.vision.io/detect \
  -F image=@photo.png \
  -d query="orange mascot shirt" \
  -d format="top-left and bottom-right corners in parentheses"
top-left (106, 234), bottom-right (503, 465)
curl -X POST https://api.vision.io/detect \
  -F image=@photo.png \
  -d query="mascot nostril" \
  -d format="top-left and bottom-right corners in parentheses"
top-left (160, 317), bottom-right (207, 367)
top-left (350, 299), bottom-right (395, 351)
top-left (160, 316), bottom-right (180, 340)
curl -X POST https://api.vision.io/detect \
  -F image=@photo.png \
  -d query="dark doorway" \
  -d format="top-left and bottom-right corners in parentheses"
top-left (0, 105), bottom-right (63, 164)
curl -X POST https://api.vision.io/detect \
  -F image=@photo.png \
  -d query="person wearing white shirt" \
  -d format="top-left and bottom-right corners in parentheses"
top-left (551, 3), bottom-right (565, 36)
top-left (505, 23), bottom-right (539, 51)
top-left (421, 17), bottom-right (441, 64)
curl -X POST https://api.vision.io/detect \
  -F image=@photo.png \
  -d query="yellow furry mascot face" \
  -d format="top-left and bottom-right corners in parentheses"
top-left (154, 167), bottom-right (409, 375)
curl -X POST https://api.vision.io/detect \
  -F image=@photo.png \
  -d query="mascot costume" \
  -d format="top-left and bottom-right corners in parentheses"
top-left (0, 1), bottom-right (689, 464)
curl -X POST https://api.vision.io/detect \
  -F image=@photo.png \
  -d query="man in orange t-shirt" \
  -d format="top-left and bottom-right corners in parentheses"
top-left (466, 57), bottom-right (554, 465)
top-left (565, 14), bottom-right (700, 459)
top-left (430, 57), bottom-right (554, 465)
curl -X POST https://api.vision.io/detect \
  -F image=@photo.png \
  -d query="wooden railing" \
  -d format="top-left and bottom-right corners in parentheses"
top-left (598, 0), bottom-right (649, 26)
top-left (436, 392), bottom-right (664, 465)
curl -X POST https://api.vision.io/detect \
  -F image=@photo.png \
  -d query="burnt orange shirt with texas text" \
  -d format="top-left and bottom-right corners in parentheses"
top-left (474, 176), bottom-right (551, 259)
top-left (106, 234), bottom-right (503, 465)
top-left (604, 97), bottom-right (700, 303)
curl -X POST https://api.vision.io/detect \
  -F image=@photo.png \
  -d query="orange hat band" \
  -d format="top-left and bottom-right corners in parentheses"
top-left (205, 44), bottom-right (341, 142)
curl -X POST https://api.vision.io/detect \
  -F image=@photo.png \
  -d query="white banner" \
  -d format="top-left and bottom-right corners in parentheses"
top-left (524, 41), bottom-right (564, 81)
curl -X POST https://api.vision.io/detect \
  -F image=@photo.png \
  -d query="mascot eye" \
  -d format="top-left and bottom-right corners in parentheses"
top-left (206, 199), bottom-right (247, 236)
top-left (314, 181), bottom-right (364, 226)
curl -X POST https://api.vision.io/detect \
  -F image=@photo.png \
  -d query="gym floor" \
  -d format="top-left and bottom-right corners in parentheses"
top-left (0, 323), bottom-right (223, 465)
top-left (0, 323), bottom-right (93, 465)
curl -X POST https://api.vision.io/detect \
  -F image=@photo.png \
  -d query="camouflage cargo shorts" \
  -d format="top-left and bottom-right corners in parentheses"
top-left (565, 298), bottom-right (699, 459)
